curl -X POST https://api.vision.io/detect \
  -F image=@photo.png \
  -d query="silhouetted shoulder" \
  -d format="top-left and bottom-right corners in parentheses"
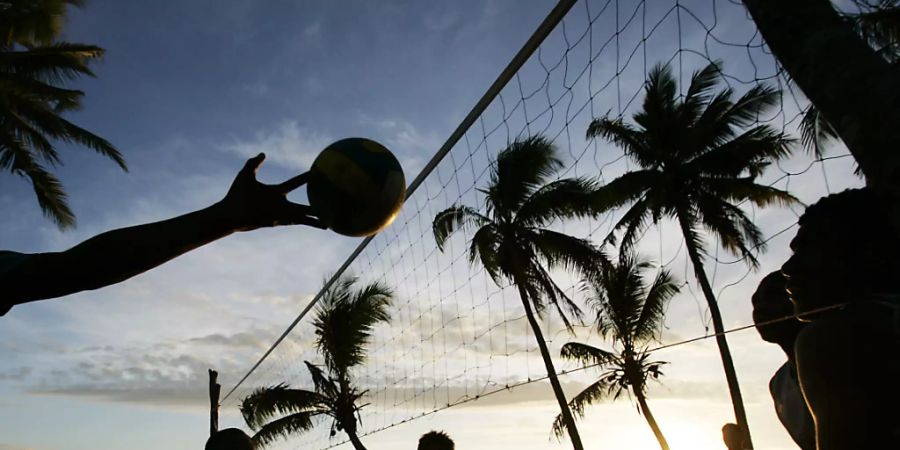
top-left (0, 251), bottom-right (31, 316)
top-left (795, 304), bottom-right (900, 449)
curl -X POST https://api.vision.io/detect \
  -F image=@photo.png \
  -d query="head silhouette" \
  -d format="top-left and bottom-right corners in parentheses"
top-left (418, 430), bottom-right (454, 450)
top-left (752, 271), bottom-right (804, 351)
top-left (721, 423), bottom-right (745, 450)
top-left (205, 428), bottom-right (254, 450)
top-left (781, 188), bottom-right (900, 315)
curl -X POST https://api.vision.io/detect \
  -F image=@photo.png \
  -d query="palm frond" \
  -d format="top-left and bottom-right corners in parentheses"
top-left (4, 86), bottom-right (126, 169)
top-left (721, 83), bottom-right (781, 129)
top-left (633, 63), bottom-right (680, 162)
top-left (585, 252), bottom-right (644, 342)
top-left (694, 194), bottom-right (762, 266)
top-left (675, 206), bottom-right (708, 263)
top-left (251, 411), bottom-right (320, 448)
top-left (551, 377), bottom-right (615, 438)
top-left (0, 75), bottom-right (85, 108)
top-left (686, 87), bottom-right (736, 156)
top-left (606, 196), bottom-right (654, 251)
top-left (586, 116), bottom-right (656, 168)
top-left (633, 268), bottom-right (680, 343)
top-left (1, 137), bottom-right (75, 228)
top-left (305, 361), bottom-right (339, 400)
top-left (0, 0), bottom-right (86, 47)
top-left (27, 161), bottom-right (75, 227)
top-left (2, 110), bottom-right (58, 164)
top-left (560, 342), bottom-right (617, 367)
top-left (432, 205), bottom-right (490, 251)
top-left (799, 105), bottom-right (840, 158)
top-left (514, 176), bottom-right (605, 226)
top-left (314, 277), bottom-right (393, 376)
top-left (488, 135), bottom-right (564, 213)
top-left (525, 261), bottom-right (581, 331)
top-left (686, 125), bottom-right (793, 178)
top-left (468, 223), bottom-right (502, 282)
top-left (700, 176), bottom-right (800, 209)
top-left (240, 384), bottom-right (325, 430)
top-left (530, 228), bottom-right (607, 279)
top-left (680, 62), bottom-right (723, 125)
top-left (640, 63), bottom-right (678, 127)
top-left (596, 169), bottom-right (658, 206)
top-left (0, 43), bottom-right (104, 84)
top-left (58, 120), bottom-right (127, 170)
top-left (853, 3), bottom-right (900, 60)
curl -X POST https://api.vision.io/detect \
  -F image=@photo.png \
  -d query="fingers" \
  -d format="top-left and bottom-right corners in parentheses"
top-left (241, 153), bottom-right (266, 179)
top-left (277, 172), bottom-right (310, 194)
top-left (282, 202), bottom-right (326, 229)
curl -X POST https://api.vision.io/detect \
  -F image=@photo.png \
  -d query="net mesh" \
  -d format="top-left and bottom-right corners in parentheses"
top-left (218, 1), bottom-right (866, 448)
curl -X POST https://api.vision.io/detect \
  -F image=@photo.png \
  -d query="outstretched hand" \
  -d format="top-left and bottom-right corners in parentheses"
top-left (218, 153), bottom-right (324, 231)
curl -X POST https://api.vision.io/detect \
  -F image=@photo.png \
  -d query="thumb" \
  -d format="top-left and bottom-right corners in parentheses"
top-left (241, 153), bottom-right (266, 179)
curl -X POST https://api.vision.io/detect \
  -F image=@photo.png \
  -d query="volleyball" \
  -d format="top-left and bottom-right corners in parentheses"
top-left (307, 138), bottom-right (406, 237)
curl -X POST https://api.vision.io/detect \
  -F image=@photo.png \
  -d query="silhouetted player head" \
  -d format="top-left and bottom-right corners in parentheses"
top-left (205, 428), bottom-right (254, 450)
top-left (782, 188), bottom-right (900, 316)
top-left (721, 423), bottom-right (745, 450)
top-left (752, 271), bottom-right (804, 352)
top-left (418, 430), bottom-right (454, 450)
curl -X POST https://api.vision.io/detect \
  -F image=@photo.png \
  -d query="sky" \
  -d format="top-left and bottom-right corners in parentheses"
top-left (0, 1), bottom-right (865, 450)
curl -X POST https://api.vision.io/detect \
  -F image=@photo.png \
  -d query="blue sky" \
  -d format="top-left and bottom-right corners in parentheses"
top-left (0, 1), bottom-right (864, 449)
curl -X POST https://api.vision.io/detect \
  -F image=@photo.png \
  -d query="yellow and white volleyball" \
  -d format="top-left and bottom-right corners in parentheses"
top-left (307, 138), bottom-right (406, 237)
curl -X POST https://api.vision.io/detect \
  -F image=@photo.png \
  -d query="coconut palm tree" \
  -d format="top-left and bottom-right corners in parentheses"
top-left (240, 276), bottom-right (392, 449)
top-left (552, 252), bottom-right (679, 450)
top-left (1, 0), bottom-right (126, 229)
top-left (586, 61), bottom-right (798, 447)
top-left (432, 135), bottom-right (610, 450)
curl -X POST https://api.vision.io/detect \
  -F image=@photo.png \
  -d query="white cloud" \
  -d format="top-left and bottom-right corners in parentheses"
top-left (424, 12), bottom-right (459, 32)
top-left (303, 21), bottom-right (322, 37)
top-left (304, 76), bottom-right (325, 94)
top-left (223, 121), bottom-right (332, 171)
top-left (240, 80), bottom-right (269, 97)
top-left (0, 367), bottom-right (32, 382)
top-left (25, 327), bottom-right (287, 408)
top-left (357, 115), bottom-right (441, 178)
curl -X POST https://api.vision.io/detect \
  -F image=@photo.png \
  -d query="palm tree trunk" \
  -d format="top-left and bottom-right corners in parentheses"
top-left (516, 283), bottom-right (585, 450)
top-left (346, 430), bottom-right (367, 450)
top-left (633, 386), bottom-right (670, 450)
top-left (676, 213), bottom-right (753, 449)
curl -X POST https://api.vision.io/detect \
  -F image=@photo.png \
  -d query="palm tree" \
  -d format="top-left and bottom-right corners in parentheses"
top-left (553, 252), bottom-right (679, 450)
top-left (240, 276), bottom-right (392, 449)
top-left (586, 61), bottom-right (798, 448)
top-left (432, 136), bottom-right (609, 450)
top-left (1, 0), bottom-right (126, 229)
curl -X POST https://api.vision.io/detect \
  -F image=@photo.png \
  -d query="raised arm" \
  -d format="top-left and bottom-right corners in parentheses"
top-left (1, 153), bottom-right (323, 312)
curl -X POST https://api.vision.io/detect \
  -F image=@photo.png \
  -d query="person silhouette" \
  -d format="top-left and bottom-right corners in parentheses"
top-left (1, 153), bottom-right (323, 316)
top-left (205, 428), bottom-right (254, 450)
top-left (417, 430), bottom-right (454, 450)
top-left (721, 423), bottom-right (747, 450)
top-left (781, 188), bottom-right (900, 449)
top-left (751, 271), bottom-right (814, 450)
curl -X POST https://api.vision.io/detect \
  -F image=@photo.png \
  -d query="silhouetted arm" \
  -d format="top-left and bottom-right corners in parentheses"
top-left (1, 153), bottom-right (323, 313)
top-left (795, 308), bottom-right (900, 450)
